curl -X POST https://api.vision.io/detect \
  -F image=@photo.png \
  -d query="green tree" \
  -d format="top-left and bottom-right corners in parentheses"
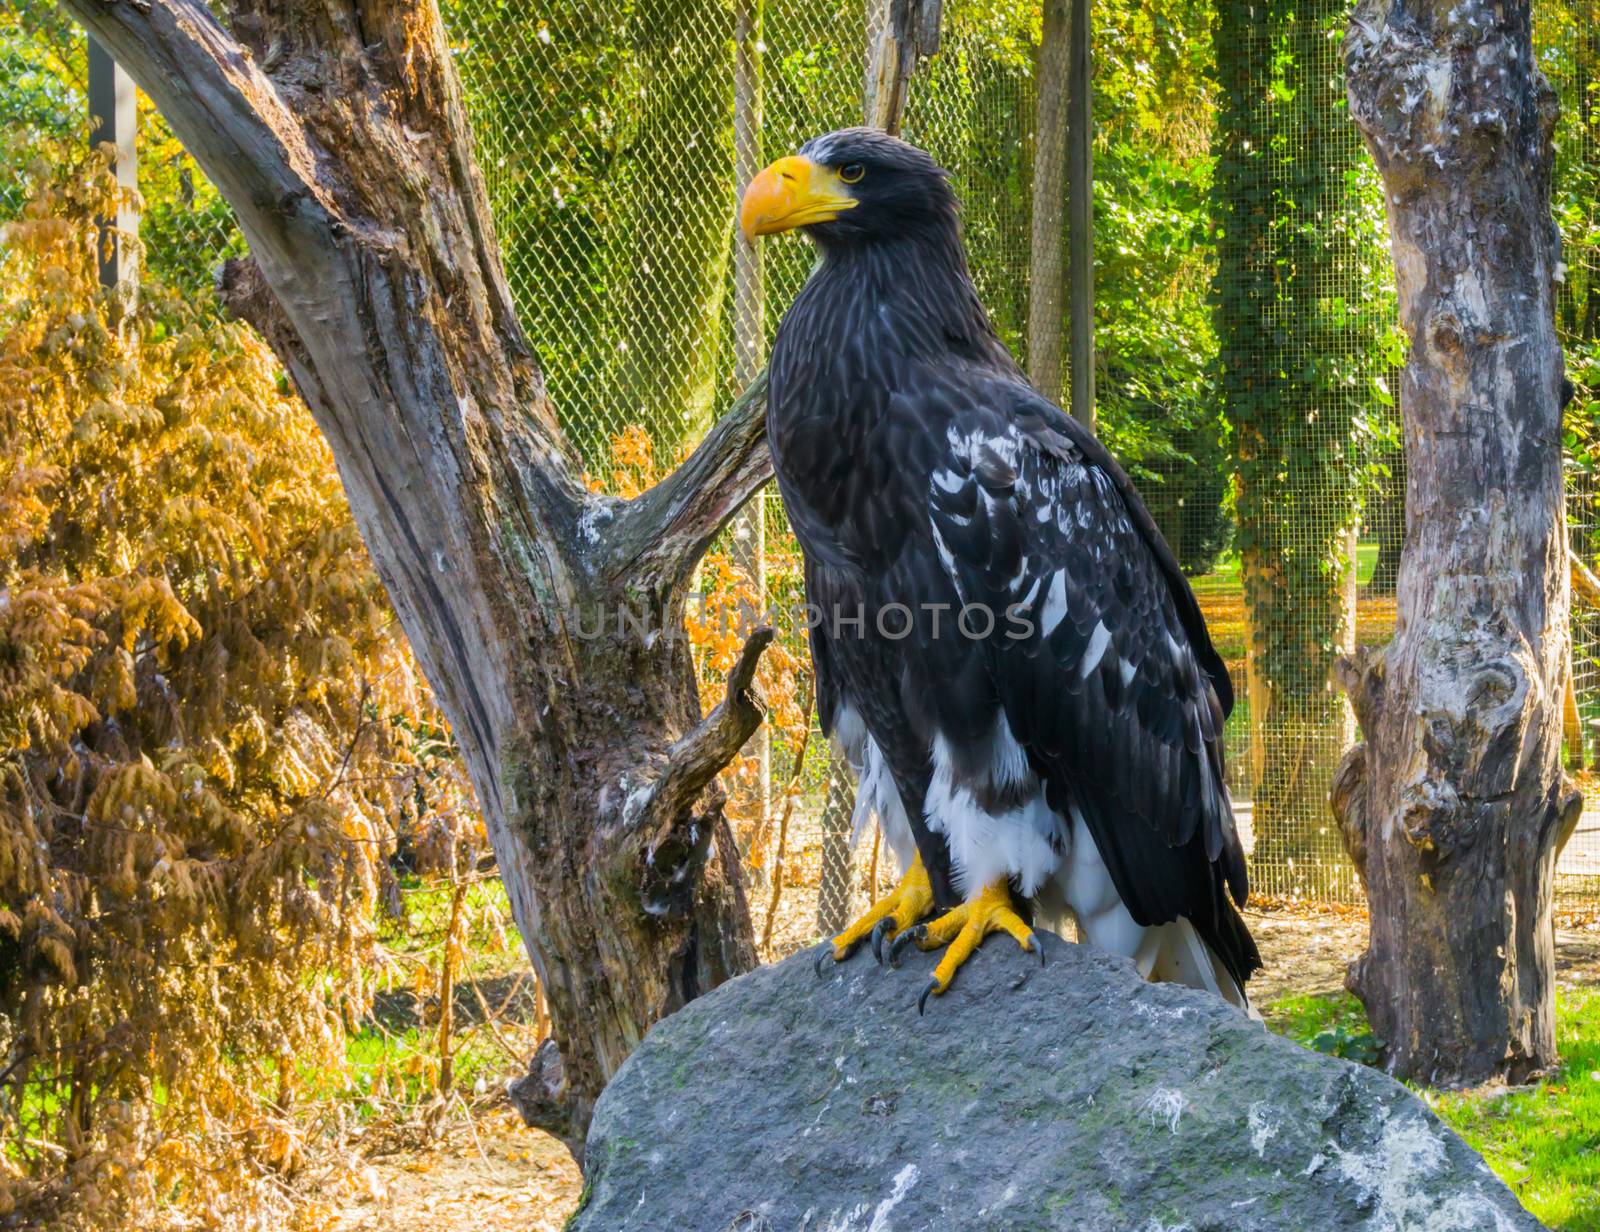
top-left (1211, 0), bottom-right (1395, 891)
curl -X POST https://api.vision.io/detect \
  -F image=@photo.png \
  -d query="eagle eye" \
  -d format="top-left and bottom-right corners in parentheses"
top-left (838, 162), bottom-right (865, 184)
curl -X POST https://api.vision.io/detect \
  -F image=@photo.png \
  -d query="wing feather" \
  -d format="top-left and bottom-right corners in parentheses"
top-left (926, 381), bottom-right (1259, 986)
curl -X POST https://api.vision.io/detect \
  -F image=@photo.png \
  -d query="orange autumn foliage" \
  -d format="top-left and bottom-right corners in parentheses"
top-left (591, 428), bottom-right (811, 846)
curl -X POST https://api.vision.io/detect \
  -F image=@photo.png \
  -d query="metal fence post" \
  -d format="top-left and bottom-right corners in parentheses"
top-left (1066, 0), bottom-right (1094, 430)
top-left (731, 0), bottom-right (770, 880)
top-left (87, 35), bottom-right (139, 292)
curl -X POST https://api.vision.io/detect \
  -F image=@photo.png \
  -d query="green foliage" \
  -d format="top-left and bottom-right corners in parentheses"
top-left (1210, 0), bottom-right (1394, 702)
top-left (1262, 988), bottom-right (1366, 1040)
top-left (0, 2), bottom-right (81, 215)
top-left (1, 0), bottom-right (245, 300)
top-left (1427, 988), bottom-right (1600, 1231)
top-left (908, 0), bottom-right (1236, 572)
top-left (1267, 990), bottom-right (1384, 1064)
top-left (1208, 0), bottom-right (1400, 876)
top-left (445, 0), bottom-right (866, 466)
top-left (441, 0), bottom-right (1256, 522)
top-left (1539, 4), bottom-right (1600, 603)
top-left (1093, 138), bottom-right (1231, 574)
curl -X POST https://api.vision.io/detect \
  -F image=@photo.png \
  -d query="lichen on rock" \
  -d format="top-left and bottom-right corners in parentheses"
top-left (571, 933), bottom-right (1543, 1231)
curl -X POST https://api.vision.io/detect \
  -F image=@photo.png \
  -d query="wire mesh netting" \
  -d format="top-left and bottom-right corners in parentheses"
top-left (1546, 0), bottom-right (1600, 908)
top-left (4, 0), bottom-right (1600, 935)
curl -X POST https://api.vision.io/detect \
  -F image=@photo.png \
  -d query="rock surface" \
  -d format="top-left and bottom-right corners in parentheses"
top-left (571, 932), bottom-right (1543, 1231)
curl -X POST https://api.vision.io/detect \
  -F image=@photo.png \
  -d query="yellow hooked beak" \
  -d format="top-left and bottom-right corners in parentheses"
top-left (739, 155), bottom-right (859, 242)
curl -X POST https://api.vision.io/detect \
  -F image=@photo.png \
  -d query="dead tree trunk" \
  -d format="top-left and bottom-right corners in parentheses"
top-left (1335, 0), bottom-right (1582, 1085)
top-left (61, 0), bottom-right (774, 1147)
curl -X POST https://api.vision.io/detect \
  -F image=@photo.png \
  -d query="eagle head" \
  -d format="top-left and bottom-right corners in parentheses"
top-left (739, 127), bottom-right (957, 248)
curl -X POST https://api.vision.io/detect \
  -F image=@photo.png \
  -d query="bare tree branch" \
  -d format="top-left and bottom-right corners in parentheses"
top-left (506, 1038), bottom-right (579, 1153)
top-left (622, 627), bottom-right (774, 921)
top-left (62, 0), bottom-right (774, 1139)
top-left (631, 626), bottom-right (774, 842)
top-left (596, 375), bottom-right (772, 593)
top-left (65, 0), bottom-right (328, 251)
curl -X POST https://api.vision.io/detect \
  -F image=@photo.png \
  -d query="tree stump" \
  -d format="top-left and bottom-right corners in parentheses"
top-left (1335, 0), bottom-right (1582, 1085)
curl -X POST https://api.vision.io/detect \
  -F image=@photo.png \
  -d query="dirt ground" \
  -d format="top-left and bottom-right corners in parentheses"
top-left (318, 909), bottom-right (1600, 1232)
top-left (317, 1106), bottom-right (582, 1232)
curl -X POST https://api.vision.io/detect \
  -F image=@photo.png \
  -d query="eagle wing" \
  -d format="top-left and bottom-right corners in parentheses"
top-left (922, 379), bottom-right (1258, 986)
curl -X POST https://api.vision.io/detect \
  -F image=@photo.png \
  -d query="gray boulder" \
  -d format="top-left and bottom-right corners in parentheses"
top-left (571, 931), bottom-right (1542, 1231)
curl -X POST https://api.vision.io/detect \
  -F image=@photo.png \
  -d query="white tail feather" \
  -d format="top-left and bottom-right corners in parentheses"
top-left (1135, 919), bottom-right (1255, 1017)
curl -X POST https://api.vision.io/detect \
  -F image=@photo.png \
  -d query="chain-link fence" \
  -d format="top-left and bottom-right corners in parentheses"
top-left (5, 0), bottom-right (1600, 933)
top-left (1208, 0), bottom-right (1392, 903)
top-left (1546, 0), bottom-right (1600, 912)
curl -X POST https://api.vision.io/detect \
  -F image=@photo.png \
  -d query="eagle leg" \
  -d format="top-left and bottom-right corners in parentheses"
top-left (887, 880), bottom-right (1041, 1013)
top-left (815, 852), bottom-right (934, 975)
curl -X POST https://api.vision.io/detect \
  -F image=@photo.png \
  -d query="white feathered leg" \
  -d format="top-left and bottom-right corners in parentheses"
top-left (815, 717), bottom-right (934, 967)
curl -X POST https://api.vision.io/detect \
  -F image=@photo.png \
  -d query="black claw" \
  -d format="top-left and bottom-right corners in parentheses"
top-left (814, 946), bottom-right (832, 978)
top-left (889, 924), bottom-right (925, 969)
top-left (917, 978), bottom-right (938, 1016)
top-left (1030, 933), bottom-right (1046, 967)
top-left (870, 918), bottom-right (894, 965)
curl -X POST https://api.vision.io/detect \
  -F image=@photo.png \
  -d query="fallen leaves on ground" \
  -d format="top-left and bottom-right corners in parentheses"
top-left (314, 1107), bottom-right (581, 1232)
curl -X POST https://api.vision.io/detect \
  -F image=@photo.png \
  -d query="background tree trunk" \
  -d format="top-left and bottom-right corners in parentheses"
top-left (60, 0), bottom-right (776, 1149)
top-left (1335, 0), bottom-right (1583, 1085)
top-left (1212, 0), bottom-right (1371, 894)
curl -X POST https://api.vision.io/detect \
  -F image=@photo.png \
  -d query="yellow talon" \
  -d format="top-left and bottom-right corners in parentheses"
top-left (819, 852), bottom-right (934, 966)
top-left (898, 878), bottom-right (1039, 1011)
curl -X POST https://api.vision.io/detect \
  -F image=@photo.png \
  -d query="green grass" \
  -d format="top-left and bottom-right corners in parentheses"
top-left (1265, 988), bottom-right (1600, 1230)
top-left (1189, 542), bottom-right (1380, 593)
top-left (285, 1020), bottom-right (514, 1117)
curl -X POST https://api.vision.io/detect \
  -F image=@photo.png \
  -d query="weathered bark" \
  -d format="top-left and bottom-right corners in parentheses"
top-left (1335, 0), bottom-right (1581, 1085)
top-left (63, 0), bottom-right (774, 1147)
top-left (864, 0), bottom-right (941, 133)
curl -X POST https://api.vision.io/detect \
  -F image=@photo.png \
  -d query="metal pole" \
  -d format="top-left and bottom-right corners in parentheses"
top-left (1028, 0), bottom-right (1069, 404)
top-left (1066, 0), bottom-right (1094, 429)
top-left (87, 35), bottom-right (139, 292)
top-left (732, 0), bottom-right (770, 873)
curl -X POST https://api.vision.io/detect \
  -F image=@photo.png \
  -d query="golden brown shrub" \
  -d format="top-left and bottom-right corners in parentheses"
top-left (0, 159), bottom-right (474, 1230)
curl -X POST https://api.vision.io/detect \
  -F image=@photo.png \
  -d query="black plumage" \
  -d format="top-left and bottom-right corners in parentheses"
top-left (761, 128), bottom-right (1260, 991)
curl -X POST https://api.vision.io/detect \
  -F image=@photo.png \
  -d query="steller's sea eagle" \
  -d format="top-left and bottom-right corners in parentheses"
top-left (740, 128), bottom-right (1261, 1011)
